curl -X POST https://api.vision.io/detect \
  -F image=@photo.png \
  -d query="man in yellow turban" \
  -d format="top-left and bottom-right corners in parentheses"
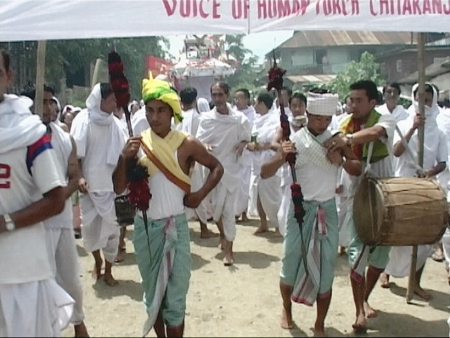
top-left (113, 78), bottom-right (224, 337)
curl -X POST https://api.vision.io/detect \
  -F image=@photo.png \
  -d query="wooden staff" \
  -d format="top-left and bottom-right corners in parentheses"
top-left (406, 32), bottom-right (426, 303)
top-left (34, 40), bottom-right (46, 117)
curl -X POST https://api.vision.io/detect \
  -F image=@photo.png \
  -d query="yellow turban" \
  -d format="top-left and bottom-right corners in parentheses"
top-left (142, 78), bottom-right (183, 123)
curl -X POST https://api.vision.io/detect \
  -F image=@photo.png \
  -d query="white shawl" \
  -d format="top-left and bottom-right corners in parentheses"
top-left (0, 94), bottom-right (46, 153)
top-left (70, 84), bottom-right (126, 165)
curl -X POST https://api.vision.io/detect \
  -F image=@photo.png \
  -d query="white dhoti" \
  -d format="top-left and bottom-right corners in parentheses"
top-left (385, 245), bottom-right (432, 277)
top-left (186, 163), bottom-right (213, 224)
top-left (259, 176), bottom-right (281, 229)
top-left (234, 151), bottom-right (252, 216)
top-left (277, 183), bottom-right (290, 236)
top-left (46, 227), bottom-right (85, 325)
top-left (212, 182), bottom-right (238, 241)
top-left (0, 279), bottom-right (74, 337)
top-left (80, 191), bottom-right (120, 263)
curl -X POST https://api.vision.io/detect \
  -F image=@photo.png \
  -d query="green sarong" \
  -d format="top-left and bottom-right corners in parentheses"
top-left (133, 213), bottom-right (191, 335)
top-left (280, 198), bottom-right (338, 306)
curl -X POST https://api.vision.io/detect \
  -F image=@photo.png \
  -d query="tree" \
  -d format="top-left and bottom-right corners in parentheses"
top-left (328, 52), bottom-right (383, 100)
top-left (1, 37), bottom-right (167, 102)
top-left (221, 35), bottom-right (263, 96)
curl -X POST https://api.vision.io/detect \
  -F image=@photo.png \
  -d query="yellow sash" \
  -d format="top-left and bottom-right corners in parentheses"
top-left (139, 129), bottom-right (191, 193)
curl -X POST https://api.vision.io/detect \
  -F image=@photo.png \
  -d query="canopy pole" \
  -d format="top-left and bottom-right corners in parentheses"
top-left (34, 40), bottom-right (46, 117)
top-left (406, 32), bottom-right (426, 304)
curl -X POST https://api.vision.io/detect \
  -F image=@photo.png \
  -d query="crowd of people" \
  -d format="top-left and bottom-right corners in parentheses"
top-left (1, 47), bottom-right (449, 337)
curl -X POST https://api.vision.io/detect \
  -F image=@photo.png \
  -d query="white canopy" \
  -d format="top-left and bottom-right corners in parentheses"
top-left (0, 0), bottom-right (449, 42)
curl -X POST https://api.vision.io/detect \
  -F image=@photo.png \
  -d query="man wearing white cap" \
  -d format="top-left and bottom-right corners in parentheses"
top-left (261, 91), bottom-right (361, 336)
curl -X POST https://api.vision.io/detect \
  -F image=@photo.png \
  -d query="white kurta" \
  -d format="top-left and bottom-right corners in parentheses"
top-left (196, 106), bottom-right (251, 241)
top-left (248, 110), bottom-right (282, 228)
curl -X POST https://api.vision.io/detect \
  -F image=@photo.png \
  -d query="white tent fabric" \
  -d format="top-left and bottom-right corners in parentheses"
top-left (0, 0), bottom-right (449, 42)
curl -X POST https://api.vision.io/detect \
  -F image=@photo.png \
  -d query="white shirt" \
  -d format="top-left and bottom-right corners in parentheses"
top-left (291, 128), bottom-right (338, 202)
top-left (81, 123), bottom-right (119, 192)
top-left (377, 104), bottom-right (409, 124)
top-left (395, 117), bottom-right (447, 177)
top-left (0, 136), bottom-right (65, 283)
top-left (177, 108), bottom-right (200, 137)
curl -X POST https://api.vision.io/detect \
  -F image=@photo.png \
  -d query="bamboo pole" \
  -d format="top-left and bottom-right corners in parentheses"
top-left (406, 32), bottom-right (426, 303)
top-left (34, 40), bottom-right (46, 117)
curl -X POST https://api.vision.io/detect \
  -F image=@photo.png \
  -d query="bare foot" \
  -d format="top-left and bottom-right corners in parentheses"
top-left (91, 261), bottom-right (103, 280)
top-left (223, 254), bottom-right (234, 266)
top-left (313, 325), bottom-right (326, 337)
top-left (352, 313), bottom-right (367, 334)
top-left (74, 322), bottom-right (89, 337)
top-left (274, 228), bottom-right (283, 237)
top-left (103, 274), bottom-right (119, 286)
top-left (254, 226), bottom-right (268, 234)
top-left (241, 213), bottom-right (249, 222)
top-left (413, 285), bottom-right (432, 301)
top-left (379, 272), bottom-right (390, 289)
top-left (338, 246), bottom-right (346, 256)
top-left (280, 308), bottom-right (293, 329)
top-left (114, 247), bottom-right (126, 263)
top-left (431, 248), bottom-right (444, 262)
top-left (218, 238), bottom-right (225, 250)
top-left (200, 229), bottom-right (219, 239)
top-left (364, 301), bottom-right (378, 318)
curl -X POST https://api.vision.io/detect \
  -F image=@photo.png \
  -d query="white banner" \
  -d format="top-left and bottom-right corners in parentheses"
top-left (0, 0), bottom-right (449, 41)
top-left (250, 0), bottom-right (450, 33)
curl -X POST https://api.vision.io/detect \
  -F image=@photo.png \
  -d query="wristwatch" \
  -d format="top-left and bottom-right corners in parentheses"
top-left (3, 214), bottom-right (15, 232)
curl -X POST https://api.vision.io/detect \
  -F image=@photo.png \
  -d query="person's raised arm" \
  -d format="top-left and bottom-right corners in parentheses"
top-left (260, 140), bottom-right (296, 179)
top-left (113, 136), bottom-right (142, 195)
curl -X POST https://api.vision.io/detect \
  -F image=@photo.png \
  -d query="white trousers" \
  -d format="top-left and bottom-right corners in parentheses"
top-left (46, 227), bottom-right (85, 325)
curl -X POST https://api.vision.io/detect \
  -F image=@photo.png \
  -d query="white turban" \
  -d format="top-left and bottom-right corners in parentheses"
top-left (307, 92), bottom-right (339, 116)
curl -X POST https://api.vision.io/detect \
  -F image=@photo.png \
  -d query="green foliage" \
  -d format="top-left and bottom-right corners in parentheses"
top-left (221, 35), bottom-right (263, 97)
top-left (328, 52), bottom-right (383, 100)
top-left (2, 37), bottom-right (167, 101)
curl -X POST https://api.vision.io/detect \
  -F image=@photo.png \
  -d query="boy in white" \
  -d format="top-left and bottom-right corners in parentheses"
top-left (41, 87), bottom-right (89, 337)
top-left (71, 82), bottom-right (127, 286)
top-left (0, 49), bottom-right (73, 337)
top-left (247, 91), bottom-right (281, 234)
top-left (382, 83), bottom-right (447, 299)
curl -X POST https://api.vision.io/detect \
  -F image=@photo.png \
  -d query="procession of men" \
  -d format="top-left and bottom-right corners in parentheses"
top-left (0, 47), bottom-right (449, 337)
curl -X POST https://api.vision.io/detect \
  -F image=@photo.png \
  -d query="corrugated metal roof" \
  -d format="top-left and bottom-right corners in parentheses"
top-left (279, 31), bottom-right (416, 49)
top-left (286, 74), bottom-right (336, 85)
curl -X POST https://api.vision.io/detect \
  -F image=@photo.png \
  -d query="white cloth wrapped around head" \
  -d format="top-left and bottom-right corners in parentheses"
top-left (307, 92), bottom-right (339, 116)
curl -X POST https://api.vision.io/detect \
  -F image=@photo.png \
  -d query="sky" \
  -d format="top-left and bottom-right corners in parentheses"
top-left (166, 31), bottom-right (293, 64)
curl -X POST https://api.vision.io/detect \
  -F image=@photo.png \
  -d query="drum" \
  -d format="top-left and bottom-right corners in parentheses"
top-left (353, 177), bottom-right (448, 246)
top-left (114, 195), bottom-right (136, 226)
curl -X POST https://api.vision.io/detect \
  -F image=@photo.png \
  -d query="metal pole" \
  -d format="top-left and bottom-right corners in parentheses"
top-left (406, 32), bottom-right (425, 303)
top-left (34, 40), bottom-right (46, 117)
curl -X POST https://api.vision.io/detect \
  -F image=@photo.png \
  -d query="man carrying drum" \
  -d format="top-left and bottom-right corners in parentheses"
top-left (326, 80), bottom-right (396, 334)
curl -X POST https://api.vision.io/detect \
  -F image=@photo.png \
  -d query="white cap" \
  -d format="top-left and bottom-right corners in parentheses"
top-left (307, 92), bottom-right (339, 116)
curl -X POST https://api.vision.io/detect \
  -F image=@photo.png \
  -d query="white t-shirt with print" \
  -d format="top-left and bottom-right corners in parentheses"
top-left (0, 136), bottom-right (65, 283)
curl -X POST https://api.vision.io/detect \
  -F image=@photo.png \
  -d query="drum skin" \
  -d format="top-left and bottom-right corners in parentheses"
top-left (353, 177), bottom-right (448, 246)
